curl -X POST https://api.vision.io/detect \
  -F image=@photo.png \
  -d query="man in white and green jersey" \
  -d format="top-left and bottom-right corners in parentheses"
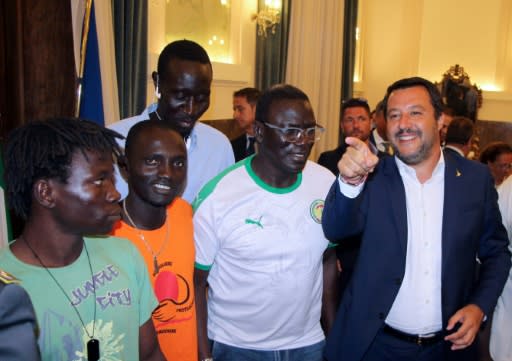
top-left (194, 84), bottom-right (339, 361)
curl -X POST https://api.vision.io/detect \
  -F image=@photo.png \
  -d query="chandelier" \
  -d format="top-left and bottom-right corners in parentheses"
top-left (252, 0), bottom-right (281, 37)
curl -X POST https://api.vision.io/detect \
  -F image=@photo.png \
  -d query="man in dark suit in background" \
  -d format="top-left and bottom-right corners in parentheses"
top-left (369, 100), bottom-right (394, 155)
top-left (231, 87), bottom-right (261, 161)
top-left (444, 116), bottom-right (474, 158)
top-left (439, 106), bottom-right (455, 147)
top-left (322, 77), bottom-right (510, 361)
top-left (318, 98), bottom-right (376, 175)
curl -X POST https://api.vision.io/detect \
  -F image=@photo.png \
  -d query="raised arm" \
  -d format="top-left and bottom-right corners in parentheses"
top-left (337, 137), bottom-right (379, 185)
top-left (322, 137), bottom-right (378, 241)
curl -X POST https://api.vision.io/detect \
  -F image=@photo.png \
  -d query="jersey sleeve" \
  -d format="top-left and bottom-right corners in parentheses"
top-left (193, 194), bottom-right (220, 271)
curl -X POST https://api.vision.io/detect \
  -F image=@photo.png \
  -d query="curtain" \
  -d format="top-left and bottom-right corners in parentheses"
top-left (112, 0), bottom-right (148, 119)
top-left (255, 0), bottom-right (291, 92)
top-left (285, 0), bottom-right (344, 160)
top-left (78, 2), bottom-right (105, 124)
top-left (92, 0), bottom-right (121, 125)
top-left (0, 0), bottom-right (75, 239)
top-left (341, 0), bottom-right (358, 101)
top-left (0, 146), bottom-right (11, 246)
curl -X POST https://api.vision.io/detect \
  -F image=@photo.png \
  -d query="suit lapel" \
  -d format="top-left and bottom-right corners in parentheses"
top-left (383, 158), bottom-right (408, 255)
top-left (441, 151), bottom-right (462, 274)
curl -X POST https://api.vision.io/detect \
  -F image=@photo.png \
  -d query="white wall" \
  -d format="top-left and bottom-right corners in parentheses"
top-left (355, 0), bottom-right (423, 105)
top-left (358, 0), bottom-right (512, 122)
top-left (113, 0), bottom-right (512, 126)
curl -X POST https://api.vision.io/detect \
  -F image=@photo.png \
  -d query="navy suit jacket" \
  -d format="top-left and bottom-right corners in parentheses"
top-left (231, 134), bottom-right (247, 162)
top-left (444, 145), bottom-right (464, 159)
top-left (231, 134), bottom-right (256, 162)
top-left (319, 143), bottom-right (390, 298)
top-left (322, 151), bottom-right (511, 361)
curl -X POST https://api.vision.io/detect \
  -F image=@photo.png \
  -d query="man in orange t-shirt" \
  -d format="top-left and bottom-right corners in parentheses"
top-left (112, 120), bottom-right (197, 361)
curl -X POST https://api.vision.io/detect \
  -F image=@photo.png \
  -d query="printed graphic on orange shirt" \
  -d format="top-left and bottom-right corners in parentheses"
top-left (152, 269), bottom-right (193, 329)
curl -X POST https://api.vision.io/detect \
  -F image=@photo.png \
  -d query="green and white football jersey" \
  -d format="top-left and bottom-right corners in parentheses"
top-left (193, 156), bottom-right (335, 350)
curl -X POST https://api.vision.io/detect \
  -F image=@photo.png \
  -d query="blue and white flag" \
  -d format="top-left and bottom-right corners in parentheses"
top-left (72, 0), bottom-right (119, 125)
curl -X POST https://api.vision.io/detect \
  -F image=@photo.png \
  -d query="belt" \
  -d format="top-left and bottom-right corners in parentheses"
top-left (383, 325), bottom-right (444, 346)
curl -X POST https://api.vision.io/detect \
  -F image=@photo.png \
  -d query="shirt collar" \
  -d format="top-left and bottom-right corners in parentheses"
top-left (394, 149), bottom-right (445, 182)
top-left (144, 103), bottom-right (198, 151)
top-left (444, 144), bottom-right (464, 157)
top-left (368, 140), bottom-right (379, 156)
top-left (372, 128), bottom-right (386, 146)
top-left (187, 127), bottom-right (198, 151)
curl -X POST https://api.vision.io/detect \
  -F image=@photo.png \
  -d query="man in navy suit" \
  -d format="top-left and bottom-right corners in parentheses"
top-left (318, 98), bottom-right (377, 175)
top-left (231, 87), bottom-right (261, 161)
top-left (369, 100), bottom-right (394, 155)
top-left (444, 116), bottom-right (474, 158)
top-left (322, 77), bottom-right (510, 361)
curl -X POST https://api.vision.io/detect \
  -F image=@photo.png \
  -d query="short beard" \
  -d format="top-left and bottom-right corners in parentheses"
top-left (393, 127), bottom-right (436, 166)
top-left (396, 142), bottom-right (431, 165)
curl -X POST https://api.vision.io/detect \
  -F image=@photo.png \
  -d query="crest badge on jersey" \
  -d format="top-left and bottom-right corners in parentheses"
top-left (310, 199), bottom-right (324, 224)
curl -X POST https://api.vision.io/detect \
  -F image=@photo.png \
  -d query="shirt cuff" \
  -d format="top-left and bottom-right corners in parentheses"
top-left (337, 175), bottom-right (365, 198)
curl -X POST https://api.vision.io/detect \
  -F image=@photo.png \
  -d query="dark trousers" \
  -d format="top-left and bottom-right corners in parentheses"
top-left (363, 330), bottom-right (445, 361)
top-left (361, 327), bottom-right (477, 361)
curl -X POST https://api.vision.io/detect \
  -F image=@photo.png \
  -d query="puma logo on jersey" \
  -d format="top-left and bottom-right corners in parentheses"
top-left (245, 216), bottom-right (263, 229)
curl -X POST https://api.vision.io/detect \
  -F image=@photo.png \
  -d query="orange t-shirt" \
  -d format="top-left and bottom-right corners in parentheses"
top-left (112, 197), bottom-right (197, 361)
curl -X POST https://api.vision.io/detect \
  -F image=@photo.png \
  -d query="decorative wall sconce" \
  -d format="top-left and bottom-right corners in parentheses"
top-left (252, 0), bottom-right (281, 37)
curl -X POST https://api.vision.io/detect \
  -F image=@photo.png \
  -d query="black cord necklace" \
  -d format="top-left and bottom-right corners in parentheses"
top-left (22, 236), bottom-right (100, 361)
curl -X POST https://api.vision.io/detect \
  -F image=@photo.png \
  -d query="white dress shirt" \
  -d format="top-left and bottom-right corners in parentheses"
top-left (385, 154), bottom-right (445, 334)
top-left (338, 152), bottom-right (446, 334)
top-left (444, 144), bottom-right (465, 157)
top-left (372, 128), bottom-right (387, 153)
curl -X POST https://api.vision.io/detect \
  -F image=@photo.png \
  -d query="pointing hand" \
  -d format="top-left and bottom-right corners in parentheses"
top-left (337, 137), bottom-right (379, 185)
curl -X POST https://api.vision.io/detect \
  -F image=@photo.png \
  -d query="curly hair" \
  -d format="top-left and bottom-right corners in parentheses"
top-left (4, 117), bottom-right (123, 219)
